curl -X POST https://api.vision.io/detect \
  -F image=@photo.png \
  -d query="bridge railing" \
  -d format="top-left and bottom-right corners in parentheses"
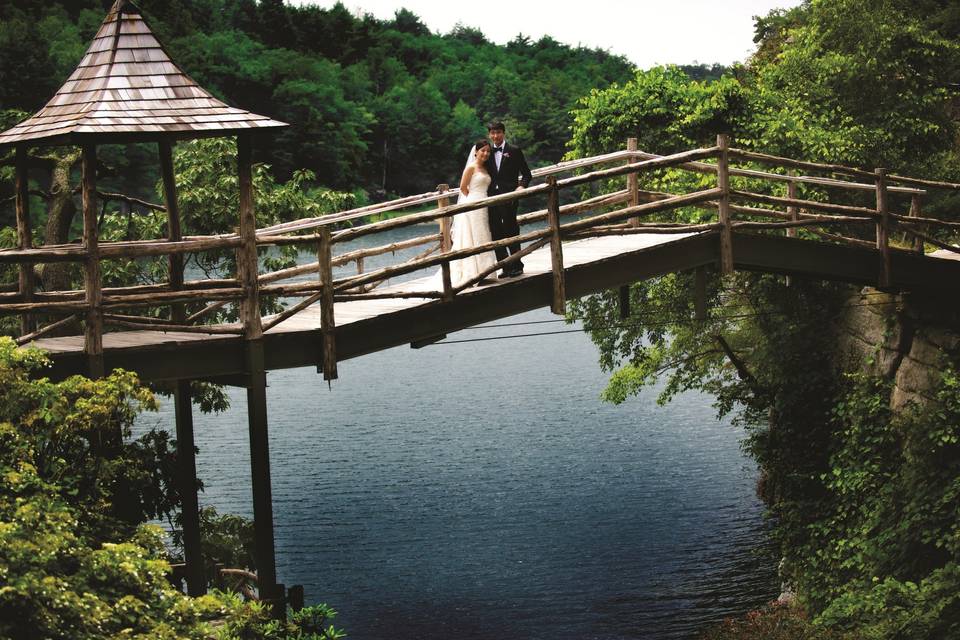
top-left (3, 135), bottom-right (960, 380)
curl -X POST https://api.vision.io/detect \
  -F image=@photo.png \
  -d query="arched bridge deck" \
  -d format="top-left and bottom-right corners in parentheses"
top-left (22, 229), bottom-right (960, 383)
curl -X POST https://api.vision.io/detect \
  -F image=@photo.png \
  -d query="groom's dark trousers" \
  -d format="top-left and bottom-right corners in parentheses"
top-left (485, 143), bottom-right (533, 266)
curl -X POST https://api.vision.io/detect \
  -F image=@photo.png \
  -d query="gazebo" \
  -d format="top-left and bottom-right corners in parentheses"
top-left (0, 0), bottom-right (288, 605)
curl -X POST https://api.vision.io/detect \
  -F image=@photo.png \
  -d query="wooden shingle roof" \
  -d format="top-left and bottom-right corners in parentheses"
top-left (0, 0), bottom-right (287, 147)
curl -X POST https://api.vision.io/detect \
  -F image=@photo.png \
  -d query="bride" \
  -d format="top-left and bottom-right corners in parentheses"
top-left (447, 140), bottom-right (497, 287)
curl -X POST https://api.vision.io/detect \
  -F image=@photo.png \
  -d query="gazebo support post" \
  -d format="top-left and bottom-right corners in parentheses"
top-left (237, 134), bottom-right (281, 617)
top-left (15, 145), bottom-right (35, 335)
top-left (81, 144), bottom-right (104, 378)
top-left (174, 380), bottom-right (205, 596)
top-left (159, 140), bottom-right (185, 322)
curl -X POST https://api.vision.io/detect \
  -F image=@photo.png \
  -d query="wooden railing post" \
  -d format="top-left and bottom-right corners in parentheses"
top-left (318, 226), bottom-right (337, 381)
top-left (159, 140), bottom-right (185, 323)
top-left (716, 134), bottom-right (734, 275)
top-left (626, 137), bottom-right (640, 227)
top-left (875, 168), bottom-right (891, 287)
top-left (82, 144), bottom-right (104, 377)
top-left (785, 171), bottom-right (798, 286)
top-left (237, 134), bottom-right (262, 340)
top-left (546, 176), bottom-right (566, 315)
top-left (909, 193), bottom-right (923, 254)
top-left (437, 183), bottom-right (453, 301)
top-left (786, 172), bottom-right (799, 237)
top-left (14, 145), bottom-right (35, 335)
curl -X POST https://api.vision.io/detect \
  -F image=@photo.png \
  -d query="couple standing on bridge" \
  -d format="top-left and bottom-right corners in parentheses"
top-left (448, 121), bottom-right (532, 286)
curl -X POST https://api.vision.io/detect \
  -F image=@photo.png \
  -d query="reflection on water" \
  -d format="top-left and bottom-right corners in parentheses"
top-left (138, 226), bottom-right (777, 639)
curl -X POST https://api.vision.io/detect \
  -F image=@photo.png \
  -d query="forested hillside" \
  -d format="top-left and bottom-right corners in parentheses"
top-left (0, 0), bottom-right (634, 195)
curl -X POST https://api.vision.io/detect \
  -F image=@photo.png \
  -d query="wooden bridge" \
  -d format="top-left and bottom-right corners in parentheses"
top-left (5, 0), bottom-right (960, 617)
top-left (6, 134), bottom-right (960, 609)
top-left (8, 138), bottom-right (960, 384)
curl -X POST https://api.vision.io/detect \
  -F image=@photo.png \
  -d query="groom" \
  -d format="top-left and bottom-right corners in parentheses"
top-left (484, 121), bottom-right (532, 277)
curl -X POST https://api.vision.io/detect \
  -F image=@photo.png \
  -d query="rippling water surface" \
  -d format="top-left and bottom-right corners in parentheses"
top-left (138, 227), bottom-right (777, 639)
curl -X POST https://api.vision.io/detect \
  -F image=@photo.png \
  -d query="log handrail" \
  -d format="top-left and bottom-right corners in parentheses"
top-left (7, 139), bottom-right (960, 352)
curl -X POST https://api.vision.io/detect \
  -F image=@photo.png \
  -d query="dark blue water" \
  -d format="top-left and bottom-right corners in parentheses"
top-left (137, 227), bottom-right (777, 639)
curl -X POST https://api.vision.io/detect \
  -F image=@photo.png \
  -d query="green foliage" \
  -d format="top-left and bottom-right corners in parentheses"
top-left (0, 0), bottom-right (634, 195)
top-left (171, 505), bottom-right (257, 585)
top-left (217, 597), bottom-right (347, 640)
top-left (0, 337), bottom-right (178, 543)
top-left (568, 4), bottom-right (960, 638)
top-left (0, 338), bottom-right (346, 639)
top-left (0, 338), bottom-right (219, 638)
top-left (776, 368), bottom-right (960, 639)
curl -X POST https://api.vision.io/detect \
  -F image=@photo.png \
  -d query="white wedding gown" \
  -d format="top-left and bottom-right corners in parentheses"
top-left (443, 170), bottom-right (497, 288)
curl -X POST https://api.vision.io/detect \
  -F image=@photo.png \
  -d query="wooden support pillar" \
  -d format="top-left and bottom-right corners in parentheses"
top-left (694, 266), bottom-right (707, 322)
top-left (318, 226), bottom-right (337, 381)
top-left (81, 144), bottom-right (104, 378)
top-left (626, 137), bottom-right (640, 228)
top-left (716, 134), bottom-right (734, 276)
top-left (174, 379), bottom-right (205, 597)
top-left (437, 184), bottom-right (453, 301)
top-left (245, 340), bottom-right (280, 614)
top-left (237, 134), bottom-right (262, 340)
top-left (159, 140), bottom-right (185, 323)
top-left (14, 146), bottom-right (35, 335)
top-left (875, 168), bottom-right (891, 288)
top-left (785, 173), bottom-right (798, 287)
top-left (909, 194), bottom-right (923, 254)
top-left (546, 176), bottom-right (566, 315)
top-left (618, 285), bottom-right (630, 320)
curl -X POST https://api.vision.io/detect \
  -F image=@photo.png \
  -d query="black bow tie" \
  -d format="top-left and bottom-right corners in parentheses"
top-left (493, 146), bottom-right (503, 153)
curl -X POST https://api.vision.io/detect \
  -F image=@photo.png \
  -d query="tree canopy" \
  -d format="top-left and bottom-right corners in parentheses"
top-left (0, 0), bottom-right (635, 195)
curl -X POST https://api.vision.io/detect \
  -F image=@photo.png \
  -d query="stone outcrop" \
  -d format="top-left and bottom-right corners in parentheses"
top-left (837, 287), bottom-right (960, 412)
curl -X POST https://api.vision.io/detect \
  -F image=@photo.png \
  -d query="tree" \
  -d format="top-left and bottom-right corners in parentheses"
top-left (0, 338), bottom-right (348, 639)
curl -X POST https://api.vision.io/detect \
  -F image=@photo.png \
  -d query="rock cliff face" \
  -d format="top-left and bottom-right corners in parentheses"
top-left (838, 288), bottom-right (960, 411)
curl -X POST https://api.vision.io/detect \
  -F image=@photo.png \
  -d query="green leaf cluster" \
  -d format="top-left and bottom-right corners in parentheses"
top-left (0, 338), bottom-right (346, 639)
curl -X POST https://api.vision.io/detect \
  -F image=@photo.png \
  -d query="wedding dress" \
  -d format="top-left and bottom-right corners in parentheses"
top-left (446, 169), bottom-right (497, 288)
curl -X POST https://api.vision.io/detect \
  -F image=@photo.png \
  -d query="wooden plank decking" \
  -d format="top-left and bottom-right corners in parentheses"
top-left (26, 230), bottom-right (960, 383)
top-left (28, 232), bottom-right (705, 381)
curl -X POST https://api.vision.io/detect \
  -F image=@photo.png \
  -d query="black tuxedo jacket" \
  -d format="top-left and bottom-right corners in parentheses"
top-left (484, 142), bottom-right (532, 197)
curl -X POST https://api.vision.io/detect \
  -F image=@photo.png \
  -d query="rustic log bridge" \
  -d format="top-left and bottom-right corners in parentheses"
top-left (629, 149), bottom-right (924, 196)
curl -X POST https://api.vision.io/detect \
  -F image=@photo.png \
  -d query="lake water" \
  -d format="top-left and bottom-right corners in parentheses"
top-left (137, 226), bottom-right (778, 639)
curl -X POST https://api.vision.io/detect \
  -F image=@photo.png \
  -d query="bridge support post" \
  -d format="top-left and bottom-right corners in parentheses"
top-left (174, 379), bottom-right (205, 596)
top-left (245, 339), bottom-right (281, 616)
top-left (875, 168), bottom-right (891, 288)
top-left (81, 144), bottom-right (104, 378)
top-left (437, 184), bottom-right (454, 301)
top-left (716, 135), bottom-right (734, 276)
top-left (618, 285), bottom-right (631, 319)
top-left (14, 146), bottom-right (35, 335)
top-left (318, 226), bottom-right (338, 381)
top-left (626, 137), bottom-right (640, 228)
top-left (546, 176), bottom-right (566, 315)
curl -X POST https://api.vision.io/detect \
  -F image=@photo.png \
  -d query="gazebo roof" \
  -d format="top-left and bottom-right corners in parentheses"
top-left (0, 0), bottom-right (287, 147)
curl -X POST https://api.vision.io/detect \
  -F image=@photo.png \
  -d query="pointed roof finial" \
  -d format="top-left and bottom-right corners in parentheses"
top-left (0, 0), bottom-right (286, 146)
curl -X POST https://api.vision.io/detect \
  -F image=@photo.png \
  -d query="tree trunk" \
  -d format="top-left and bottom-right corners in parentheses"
top-left (40, 150), bottom-right (81, 294)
